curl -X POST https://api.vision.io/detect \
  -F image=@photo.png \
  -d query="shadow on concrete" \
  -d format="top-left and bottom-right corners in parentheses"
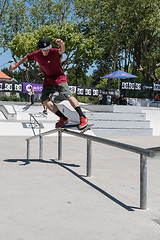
top-left (4, 158), bottom-right (80, 168)
top-left (4, 158), bottom-right (138, 211)
top-left (22, 105), bottom-right (32, 111)
top-left (50, 159), bottom-right (137, 212)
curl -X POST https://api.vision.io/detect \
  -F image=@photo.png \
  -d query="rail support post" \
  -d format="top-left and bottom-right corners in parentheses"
top-left (27, 140), bottom-right (30, 159)
top-left (87, 139), bottom-right (92, 177)
top-left (39, 135), bottom-right (43, 159)
top-left (58, 130), bottom-right (62, 160)
top-left (140, 154), bottom-right (147, 210)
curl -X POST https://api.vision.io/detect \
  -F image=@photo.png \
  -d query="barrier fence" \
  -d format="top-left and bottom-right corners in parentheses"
top-left (26, 128), bottom-right (160, 210)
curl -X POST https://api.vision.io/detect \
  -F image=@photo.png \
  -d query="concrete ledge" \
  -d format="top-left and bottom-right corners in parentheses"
top-left (93, 128), bottom-right (153, 136)
top-left (86, 112), bottom-right (146, 121)
top-left (90, 120), bottom-right (150, 128)
top-left (83, 105), bottom-right (142, 113)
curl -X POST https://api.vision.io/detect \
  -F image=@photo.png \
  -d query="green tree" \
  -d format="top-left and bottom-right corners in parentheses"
top-left (1, 0), bottom-right (29, 51)
top-left (2, 0), bottom-right (160, 88)
top-left (27, 0), bottom-right (73, 29)
top-left (110, 0), bottom-right (160, 82)
top-left (8, 23), bottom-right (99, 83)
top-left (0, 0), bottom-right (9, 21)
top-left (0, 0), bottom-right (73, 50)
top-left (67, 67), bottom-right (94, 86)
top-left (74, 0), bottom-right (160, 84)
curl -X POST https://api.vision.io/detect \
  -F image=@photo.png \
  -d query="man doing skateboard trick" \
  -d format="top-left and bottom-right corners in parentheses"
top-left (9, 37), bottom-right (88, 129)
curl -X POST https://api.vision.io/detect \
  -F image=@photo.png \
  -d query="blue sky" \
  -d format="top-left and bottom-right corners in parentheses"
top-left (0, 49), bottom-right (13, 70)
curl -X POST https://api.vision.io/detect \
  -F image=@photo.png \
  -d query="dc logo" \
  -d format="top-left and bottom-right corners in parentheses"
top-left (26, 84), bottom-right (32, 92)
top-left (15, 84), bottom-right (22, 91)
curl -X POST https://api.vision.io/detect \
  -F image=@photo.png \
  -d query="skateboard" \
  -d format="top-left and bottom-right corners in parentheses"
top-left (62, 123), bottom-right (94, 133)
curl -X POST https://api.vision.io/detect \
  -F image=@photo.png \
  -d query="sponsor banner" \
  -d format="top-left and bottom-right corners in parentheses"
top-left (142, 84), bottom-right (153, 90)
top-left (100, 89), bottom-right (108, 95)
top-left (121, 81), bottom-right (160, 91)
top-left (84, 87), bottom-right (92, 96)
top-left (121, 81), bottom-right (141, 90)
top-left (154, 84), bottom-right (160, 91)
top-left (0, 80), bottom-right (122, 97)
top-left (0, 81), bottom-right (23, 92)
top-left (23, 82), bottom-right (43, 94)
top-left (76, 86), bottom-right (118, 97)
top-left (22, 83), bottom-right (119, 96)
top-left (76, 87), bottom-right (85, 96)
top-left (13, 83), bottom-right (23, 92)
top-left (92, 88), bottom-right (99, 96)
top-left (76, 87), bottom-right (100, 97)
top-left (100, 89), bottom-right (120, 97)
top-left (69, 86), bottom-right (76, 94)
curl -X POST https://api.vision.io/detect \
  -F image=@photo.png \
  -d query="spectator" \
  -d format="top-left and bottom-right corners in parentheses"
top-left (28, 86), bottom-right (34, 105)
top-left (154, 93), bottom-right (160, 101)
top-left (119, 94), bottom-right (127, 105)
top-left (98, 93), bottom-right (103, 105)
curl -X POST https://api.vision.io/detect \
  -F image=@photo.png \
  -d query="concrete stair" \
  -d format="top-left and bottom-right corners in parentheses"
top-left (0, 101), bottom-right (153, 136)
top-left (57, 102), bottom-right (153, 136)
top-left (82, 105), bottom-right (152, 136)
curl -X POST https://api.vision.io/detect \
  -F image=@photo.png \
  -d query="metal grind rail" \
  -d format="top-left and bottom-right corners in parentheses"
top-left (26, 128), bottom-right (160, 210)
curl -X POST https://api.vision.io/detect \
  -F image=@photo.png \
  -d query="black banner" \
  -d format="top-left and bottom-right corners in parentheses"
top-left (0, 81), bottom-right (120, 97)
top-left (121, 81), bottom-right (141, 91)
top-left (154, 84), bottom-right (160, 91)
top-left (76, 86), bottom-right (119, 97)
top-left (0, 81), bottom-right (23, 92)
top-left (76, 87), bottom-right (100, 97)
top-left (121, 81), bottom-right (160, 91)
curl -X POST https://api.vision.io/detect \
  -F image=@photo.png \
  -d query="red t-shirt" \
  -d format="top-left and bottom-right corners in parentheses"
top-left (27, 48), bottom-right (68, 88)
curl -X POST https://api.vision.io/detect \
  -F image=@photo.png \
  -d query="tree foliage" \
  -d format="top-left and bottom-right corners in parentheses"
top-left (74, 0), bottom-right (160, 83)
top-left (8, 23), bottom-right (99, 82)
top-left (1, 0), bottom-right (160, 86)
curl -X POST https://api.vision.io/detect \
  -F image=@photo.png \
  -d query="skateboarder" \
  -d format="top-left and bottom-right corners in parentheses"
top-left (43, 104), bottom-right (48, 115)
top-left (9, 37), bottom-right (88, 129)
top-left (28, 86), bottom-right (34, 105)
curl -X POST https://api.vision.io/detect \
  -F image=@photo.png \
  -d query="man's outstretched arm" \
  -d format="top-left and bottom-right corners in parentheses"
top-left (9, 55), bottom-right (28, 71)
top-left (56, 39), bottom-right (65, 55)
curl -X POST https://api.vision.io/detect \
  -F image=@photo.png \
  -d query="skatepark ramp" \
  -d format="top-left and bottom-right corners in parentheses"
top-left (0, 104), bottom-right (17, 120)
top-left (26, 127), bottom-right (160, 211)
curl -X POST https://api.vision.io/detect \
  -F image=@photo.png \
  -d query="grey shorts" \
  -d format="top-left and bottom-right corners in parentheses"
top-left (41, 82), bottom-right (72, 103)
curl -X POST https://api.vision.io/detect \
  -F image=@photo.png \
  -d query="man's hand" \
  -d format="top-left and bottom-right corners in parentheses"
top-left (56, 39), bottom-right (64, 46)
top-left (56, 39), bottom-right (65, 54)
top-left (9, 64), bottom-right (17, 71)
top-left (9, 56), bottom-right (28, 71)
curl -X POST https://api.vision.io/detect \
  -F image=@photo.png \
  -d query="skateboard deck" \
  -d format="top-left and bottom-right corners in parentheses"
top-left (62, 123), bottom-right (94, 133)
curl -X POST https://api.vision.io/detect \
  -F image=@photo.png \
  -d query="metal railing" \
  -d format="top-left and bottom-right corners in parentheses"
top-left (29, 113), bottom-right (42, 136)
top-left (26, 128), bottom-right (160, 210)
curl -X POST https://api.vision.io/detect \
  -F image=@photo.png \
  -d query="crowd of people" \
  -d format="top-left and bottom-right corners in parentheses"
top-left (97, 93), bottom-right (160, 106)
